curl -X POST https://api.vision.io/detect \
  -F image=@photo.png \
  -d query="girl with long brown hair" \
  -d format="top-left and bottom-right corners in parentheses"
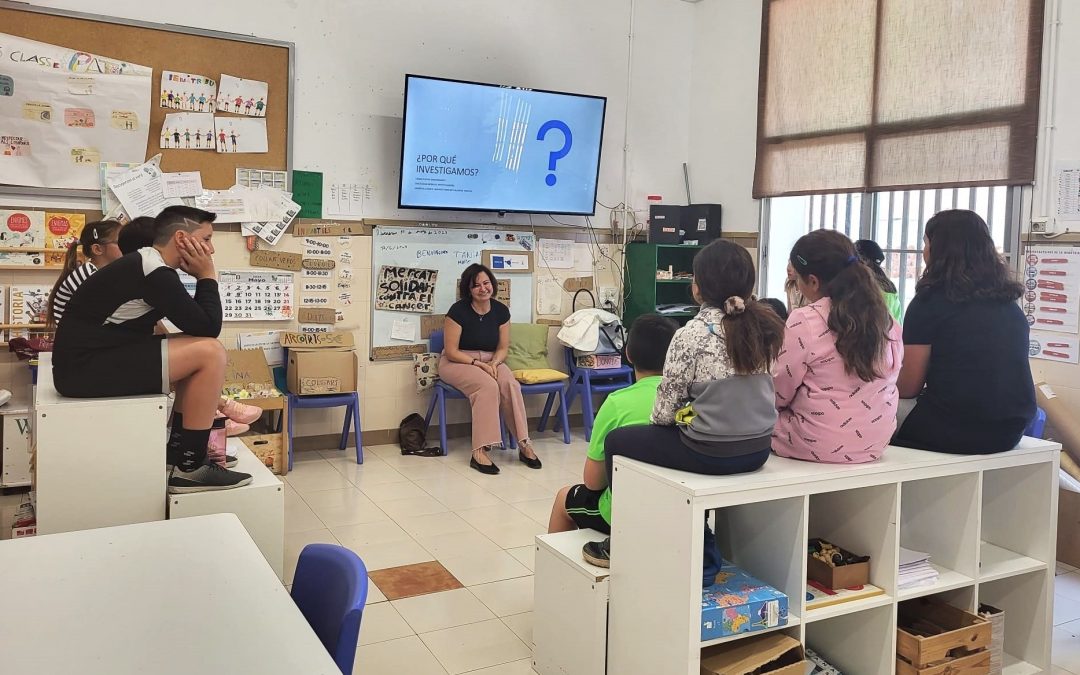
top-left (46, 219), bottom-right (124, 328)
top-left (773, 230), bottom-right (903, 464)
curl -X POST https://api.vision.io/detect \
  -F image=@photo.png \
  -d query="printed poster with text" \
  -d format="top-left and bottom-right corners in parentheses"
top-left (1023, 246), bottom-right (1080, 334)
top-left (0, 33), bottom-right (152, 189)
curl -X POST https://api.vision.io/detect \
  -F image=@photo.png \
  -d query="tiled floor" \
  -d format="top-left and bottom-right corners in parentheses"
top-left (284, 435), bottom-right (580, 675)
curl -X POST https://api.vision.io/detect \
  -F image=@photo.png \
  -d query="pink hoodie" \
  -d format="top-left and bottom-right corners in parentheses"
top-left (772, 298), bottom-right (903, 463)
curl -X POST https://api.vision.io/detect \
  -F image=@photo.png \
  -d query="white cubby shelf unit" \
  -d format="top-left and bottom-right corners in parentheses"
top-left (607, 438), bottom-right (1059, 675)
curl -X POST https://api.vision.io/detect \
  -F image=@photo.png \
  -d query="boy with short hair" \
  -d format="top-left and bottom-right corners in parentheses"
top-left (547, 314), bottom-right (678, 540)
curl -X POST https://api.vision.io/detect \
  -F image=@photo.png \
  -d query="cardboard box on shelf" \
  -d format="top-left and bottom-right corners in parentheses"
top-left (223, 349), bottom-right (289, 475)
top-left (700, 632), bottom-right (806, 675)
top-left (281, 331), bottom-right (358, 395)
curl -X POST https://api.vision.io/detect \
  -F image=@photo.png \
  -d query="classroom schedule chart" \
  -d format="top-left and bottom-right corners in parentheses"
top-left (219, 270), bottom-right (294, 321)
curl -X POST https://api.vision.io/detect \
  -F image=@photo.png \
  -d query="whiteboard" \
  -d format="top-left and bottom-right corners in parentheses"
top-left (370, 225), bottom-right (535, 359)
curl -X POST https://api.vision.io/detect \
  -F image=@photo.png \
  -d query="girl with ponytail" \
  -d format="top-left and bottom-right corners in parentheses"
top-left (46, 219), bottom-right (124, 328)
top-left (773, 230), bottom-right (903, 464)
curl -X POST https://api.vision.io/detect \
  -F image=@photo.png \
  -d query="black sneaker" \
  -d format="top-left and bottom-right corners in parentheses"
top-left (168, 463), bottom-right (252, 494)
top-left (225, 454), bottom-right (238, 468)
top-left (582, 537), bottom-right (610, 568)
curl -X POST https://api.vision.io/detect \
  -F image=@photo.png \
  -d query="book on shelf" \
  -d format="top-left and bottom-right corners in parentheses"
top-left (7, 285), bottom-right (50, 341)
top-left (805, 580), bottom-right (885, 611)
top-left (0, 210), bottom-right (45, 267)
top-left (898, 546), bottom-right (939, 590)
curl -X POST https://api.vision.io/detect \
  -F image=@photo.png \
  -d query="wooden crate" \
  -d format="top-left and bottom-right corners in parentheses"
top-left (896, 648), bottom-right (990, 675)
top-left (897, 601), bottom-right (991, 670)
top-left (232, 396), bottom-right (288, 476)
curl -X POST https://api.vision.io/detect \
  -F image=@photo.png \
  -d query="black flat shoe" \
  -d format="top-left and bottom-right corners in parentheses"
top-left (518, 452), bottom-right (542, 469)
top-left (470, 457), bottom-right (500, 475)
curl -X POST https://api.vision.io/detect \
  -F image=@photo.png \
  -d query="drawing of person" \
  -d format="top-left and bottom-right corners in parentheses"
top-left (234, 95), bottom-right (243, 111)
top-left (205, 130), bottom-right (214, 148)
top-left (172, 129), bottom-right (181, 146)
top-left (218, 130), bottom-right (227, 151)
top-left (244, 98), bottom-right (254, 115)
top-left (160, 91), bottom-right (168, 107)
top-left (194, 130), bottom-right (201, 148)
top-left (162, 130), bottom-right (169, 148)
top-left (198, 94), bottom-right (207, 111)
top-left (166, 90), bottom-right (174, 108)
top-left (184, 129), bottom-right (192, 148)
top-left (230, 130), bottom-right (238, 152)
top-left (255, 98), bottom-right (265, 116)
top-left (187, 92), bottom-right (196, 110)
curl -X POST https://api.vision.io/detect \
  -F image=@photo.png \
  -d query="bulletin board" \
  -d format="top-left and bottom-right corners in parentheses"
top-left (370, 225), bottom-right (535, 360)
top-left (0, 1), bottom-right (292, 197)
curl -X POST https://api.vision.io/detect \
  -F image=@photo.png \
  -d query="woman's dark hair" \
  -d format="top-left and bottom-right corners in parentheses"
top-left (118, 216), bottom-right (157, 255)
top-left (625, 314), bottom-right (678, 372)
top-left (790, 230), bottom-right (893, 382)
top-left (692, 240), bottom-right (784, 374)
top-left (46, 219), bottom-right (123, 328)
top-left (759, 298), bottom-right (789, 322)
top-left (917, 209), bottom-right (1023, 302)
top-left (854, 239), bottom-right (897, 294)
top-left (458, 263), bottom-right (498, 301)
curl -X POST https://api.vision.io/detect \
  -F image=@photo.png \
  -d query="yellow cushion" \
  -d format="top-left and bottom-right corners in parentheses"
top-left (512, 368), bottom-right (569, 384)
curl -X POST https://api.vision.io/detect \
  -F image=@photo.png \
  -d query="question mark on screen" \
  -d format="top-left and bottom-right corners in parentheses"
top-left (536, 120), bottom-right (573, 186)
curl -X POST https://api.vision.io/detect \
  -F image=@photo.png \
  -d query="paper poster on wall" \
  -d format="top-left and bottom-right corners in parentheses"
top-left (1022, 246), bottom-right (1080, 334)
top-left (44, 212), bottom-right (85, 268)
top-left (219, 270), bottom-right (294, 321)
top-left (538, 239), bottom-right (574, 269)
top-left (390, 318), bottom-right (418, 342)
top-left (236, 168), bottom-right (286, 190)
top-left (237, 330), bottom-right (285, 367)
top-left (0, 33), bottom-right (152, 189)
top-left (214, 116), bottom-right (268, 153)
top-left (161, 172), bottom-right (204, 198)
top-left (536, 277), bottom-right (562, 315)
top-left (0, 209), bottom-right (45, 267)
top-left (325, 181), bottom-right (373, 219)
top-left (160, 71), bottom-right (217, 112)
top-left (1030, 330), bottom-right (1080, 364)
top-left (216, 74), bottom-right (268, 117)
top-left (99, 161), bottom-right (137, 213)
top-left (107, 157), bottom-right (184, 219)
top-left (161, 112), bottom-right (216, 150)
top-left (1056, 161), bottom-right (1080, 222)
top-left (375, 266), bottom-right (438, 313)
top-left (292, 170), bottom-right (323, 219)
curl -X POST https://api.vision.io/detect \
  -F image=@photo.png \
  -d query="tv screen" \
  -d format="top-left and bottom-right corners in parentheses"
top-left (399, 75), bottom-right (606, 216)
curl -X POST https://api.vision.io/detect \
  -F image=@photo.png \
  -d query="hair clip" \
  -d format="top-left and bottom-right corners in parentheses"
top-left (795, 254), bottom-right (808, 266)
top-left (92, 227), bottom-right (99, 240)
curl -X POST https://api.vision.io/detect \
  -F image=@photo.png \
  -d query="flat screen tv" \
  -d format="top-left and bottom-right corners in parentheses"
top-left (398, 74), bottom-right (606, 216)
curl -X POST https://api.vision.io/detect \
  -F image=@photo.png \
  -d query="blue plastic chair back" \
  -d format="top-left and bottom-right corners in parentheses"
top-left (1025, 407), bottom-right (1047, 439)
top-left (291, 543), bottom-right (369, 674)
top-left (430, 329), bottom-right (445, 354)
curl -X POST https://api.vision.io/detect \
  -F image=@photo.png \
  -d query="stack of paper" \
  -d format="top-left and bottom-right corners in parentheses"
top-left (898, 547), bottom-right (939, 590)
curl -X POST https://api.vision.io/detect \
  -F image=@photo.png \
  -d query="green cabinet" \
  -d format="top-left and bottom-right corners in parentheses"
top-left (623, 243), bottom-right (701, 329)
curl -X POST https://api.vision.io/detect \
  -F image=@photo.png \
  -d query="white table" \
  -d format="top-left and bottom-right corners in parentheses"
top-left (0, 514), bottom-right (339, 675)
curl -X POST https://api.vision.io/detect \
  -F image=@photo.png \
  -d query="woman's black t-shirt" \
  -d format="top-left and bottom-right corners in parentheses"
top-left (446, 299), bottom-right (510, 352)
top-left (897, 287), bottom-right (1036, 453)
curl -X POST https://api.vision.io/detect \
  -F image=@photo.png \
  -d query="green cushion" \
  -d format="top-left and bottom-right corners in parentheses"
top-left (505, 323), bottom-right (550, 371)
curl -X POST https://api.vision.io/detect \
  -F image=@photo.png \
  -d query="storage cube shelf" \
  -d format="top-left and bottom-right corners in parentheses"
top-left (622, 242), bottom-right (701, 329)
top-left (606, 439), bottom-right (1060, 675)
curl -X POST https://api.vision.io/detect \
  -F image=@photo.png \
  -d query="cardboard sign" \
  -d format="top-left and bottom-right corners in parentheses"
top-left (420, 313), bottom-right (445, 339)
top-left (224, 349), bottom-right (276, 392)
top-left (371, 344), bottom-right (427, 360)
top-left (375, 265), bottom-right (438, 313)
top-left (301, 258), bottom-right (336, 270)
top-left (497, 279), bottom-right (511, 307)
top-left (299, 376), bottom-right (341, 394)
top-left (292, 220), bottom-right (369, 237)
top-left (297, 306), bottom-right (337, 325)
top-left (280, 331), bottom-right (354, 348)
top-left (249, 249), bottom-right (303, 272)
top-left (563, 276), bottom-right (595, 292)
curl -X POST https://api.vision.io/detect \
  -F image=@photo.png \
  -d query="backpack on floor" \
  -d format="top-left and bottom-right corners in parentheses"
top-left (398, 413), bottom-right (441, 457)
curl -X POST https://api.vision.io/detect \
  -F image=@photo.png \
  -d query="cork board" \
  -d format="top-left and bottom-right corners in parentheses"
top-left (0, 3), bottom-right (292, 194)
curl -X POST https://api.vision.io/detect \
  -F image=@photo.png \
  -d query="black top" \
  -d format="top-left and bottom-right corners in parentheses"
top-left (446, 299), bottom-right (510, 352)
top-left (897, 288), bottom-right (1036, 453)
top-left (54, 248), bottom-right (222, 355)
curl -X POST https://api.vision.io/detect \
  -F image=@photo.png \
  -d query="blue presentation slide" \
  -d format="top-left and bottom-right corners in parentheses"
top-left (400, 76), bottom-right (606, 214)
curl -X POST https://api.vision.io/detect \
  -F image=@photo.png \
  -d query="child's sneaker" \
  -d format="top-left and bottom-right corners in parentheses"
top-left (225, 454), bottom-right (238, 468)
top-left (582, 537), bottom-right (610, 568)
top-left (225, 419), bottom-right (249, 436)
top-left (168, 463), bottom-right (252, 493)
top-left (219, 398), bottom-right (262, 424)
top-left (207, 417), bottom-right (227, 467)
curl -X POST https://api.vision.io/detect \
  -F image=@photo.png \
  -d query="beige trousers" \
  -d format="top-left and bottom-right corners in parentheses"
top-left (439, 351), bottom-right (529, 451)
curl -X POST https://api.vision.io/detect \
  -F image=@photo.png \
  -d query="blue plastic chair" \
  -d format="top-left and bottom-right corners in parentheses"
top-left (1025, 407), bottom-right (1047, 439)
top-left (291, 543), bottom-right (368, 675)
top-left (556, 346), bottom-right (634, 441)
top-left (284, 349), bottom-right (363, 469)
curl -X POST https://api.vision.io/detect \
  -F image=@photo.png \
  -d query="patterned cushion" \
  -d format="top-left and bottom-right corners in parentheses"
top-left (413, 352), bottom-right (440, 393)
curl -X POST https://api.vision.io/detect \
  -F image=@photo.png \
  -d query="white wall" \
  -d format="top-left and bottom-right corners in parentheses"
top-left (1030, 0), bottom-right (1080, 413)
top-left (9, 0), bottom-right (698, 436)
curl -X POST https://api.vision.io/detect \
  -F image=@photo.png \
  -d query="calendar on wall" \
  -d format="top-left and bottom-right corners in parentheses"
top-left (219, 270), bottom-right (295, 321)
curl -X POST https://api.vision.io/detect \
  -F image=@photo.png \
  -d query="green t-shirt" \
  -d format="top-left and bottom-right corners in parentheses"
top-left (884, 290), bottom-right (903, 323)
top-left (587, 375), bottom-right (662, 524)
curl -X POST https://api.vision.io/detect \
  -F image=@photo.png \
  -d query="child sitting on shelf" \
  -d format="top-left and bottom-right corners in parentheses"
top-left (547, 314), bottom-right (677, 537)
top-left (45, 219), bottom-right (125, 328)
top-left (772, 230), bottom-right (902, 464)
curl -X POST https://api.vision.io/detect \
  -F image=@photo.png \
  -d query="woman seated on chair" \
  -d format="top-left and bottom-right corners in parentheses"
top-left (440, 263), bottom-right (542, 475)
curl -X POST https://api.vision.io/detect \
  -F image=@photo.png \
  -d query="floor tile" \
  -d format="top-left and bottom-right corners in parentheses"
top-left (358, 601), bottom-right (415, 645)
top-left (392, 512), bottom-right (478, 539)
top-left (488, 477), bottom-right (563, 504)
top-left (368, 578), bottom-right (388, 604)
top-left (392, 588), bottom-right (496, 633)
top-left (334, 460), bottom-right (411, 489)
top-left (284, 497), bottom-right (324, 533)
top-left (1053, 626), bottom-right (1080, 673)
top-left (469, 576), bottom-right (534, 617)
top-left (457, 505), bottom-right (540, 531)
top-left (480, 521), bottom-right (547, 549)
top-left (378, 495), bottom-right (451, 520)
top-left (353, 539), bottom-right (435, 571)
top-left (438, 550), bottom-right (532, 587)
top-left (420, 618), bottom-right (530, 674)
top-left (1059, 562), bottom-right (1078, 576)
top-left (302, 487), bottom-right (389, 528)
top-left (283, 528), bottom-right (339, 584)
top-left (506, 546), bottom-right (535, 572)
top-left (463, 659), bottom-right (536, 675)
top-left (511, 498), bottom-right (555, 525)
top-left (501, 612), bottom-right (533, 646)
top-left (1057, 595), bottom-right (1080, 626)
top-left (360, 480), bottom-right (430, 503)
top-left (331, 520), bottom-right (412, 548)
top-left (1057, 573), bottom-right (1080, 603)
top-left (354, 634), bottom-right (448, 675)
top-left (369, 561), bottom-right (464, 600)
top-left (285, 460), bottom-right (351, 494)
top-left (418, 529), bottom-right (501, 560)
